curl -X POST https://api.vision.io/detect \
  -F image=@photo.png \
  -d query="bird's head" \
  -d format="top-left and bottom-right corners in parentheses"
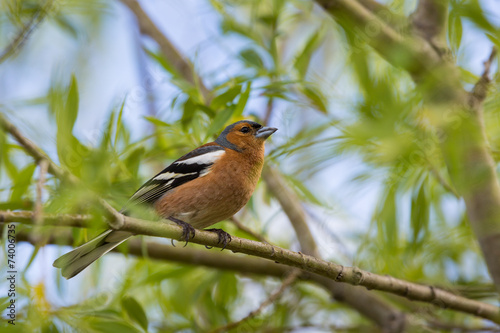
top-left (215, 120), bottom-right (277, 152)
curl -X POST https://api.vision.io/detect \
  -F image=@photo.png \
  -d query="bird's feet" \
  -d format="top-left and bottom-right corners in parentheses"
top-left (206, 228), bottom-right (232, 251)
top-left (168, 217), bottom-right (195, 247)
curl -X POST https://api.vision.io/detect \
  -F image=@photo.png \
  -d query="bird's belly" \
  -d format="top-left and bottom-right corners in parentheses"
top-left (155, 174), bottom-right (256, 229)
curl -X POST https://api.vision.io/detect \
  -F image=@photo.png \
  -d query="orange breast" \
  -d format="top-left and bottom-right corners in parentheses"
top-left (154, 149), bottom-right (264, 229)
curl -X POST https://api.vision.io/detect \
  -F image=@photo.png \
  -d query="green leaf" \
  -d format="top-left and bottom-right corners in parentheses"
top-left (240, 49), bottom-right (264, 68)
top-left (53, 15), bottom-right (79, 38)
top-left (10, 163), bottom-right (36, 201)
top-left (64, 75), bottom-right (79, 131)
top-left (486, 33), bottom-right (500, 50)
top-left (455, 0), bottom-right (498, 34)
top-left (220, 19), bottom-right (264, 47)
top-left (234, 82), bottom-right (251, 117)
top-left (301, 84), bottom-right (328, 113)
top-left (459, 67), bottom-right (479, 84)
top-left (143, 116), bottom-right (170, 127)
top-left (121, 296), bottom-right (148, 331)
top-left (114, 99), bottom-right (126, 146)
top-left (211, 85), bottom-right (242, 110)
top-left (205, 106), bottom-right (236, 140)
top-left (410, 181), bottom-right (429, 245)
top-left (448, 13), bottom-right (463, 52)
top-left (181, 98), bottom-right (198, 129)
top-left (24, 246), bottom-right (40, 272)
top-left (89, 319), bottom-right (140, 333)
top-left (284, 174), bottom-right (323, 205)
top-left (124, 147), bottom-right (145, 177)
top-left (142, 267), bottom-right (193, 285)
top-left (100, 110), bottom-right (116, 149)
top-left (145, 48), bottom-right (199, 100)
top-left (55, 75), bottom-right (89, 174)
top-left (376, 185), bottom-right (398, 249)
top-left (294, 26), bottom-right (324, 78)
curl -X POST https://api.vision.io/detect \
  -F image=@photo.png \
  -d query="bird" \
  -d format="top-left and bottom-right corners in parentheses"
top-left (53, 120), bottom-right (277, 279)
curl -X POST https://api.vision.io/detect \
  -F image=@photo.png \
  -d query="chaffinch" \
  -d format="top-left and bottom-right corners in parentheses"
top-left (53, 120), bottom-right (277, 279)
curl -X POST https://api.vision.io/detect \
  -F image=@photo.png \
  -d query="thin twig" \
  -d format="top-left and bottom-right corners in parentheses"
top-left (209, 269), bottom-right (301, 333)
top-left (0, 0), bottom-right (53, 64)
top-left (411, 0), bottom-right (449, 55)
top-left (469, 47), bottom-right (497, 109)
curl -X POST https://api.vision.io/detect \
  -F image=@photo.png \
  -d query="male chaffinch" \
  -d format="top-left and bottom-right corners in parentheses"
top-left (53, 120), bottom-right (277, 279)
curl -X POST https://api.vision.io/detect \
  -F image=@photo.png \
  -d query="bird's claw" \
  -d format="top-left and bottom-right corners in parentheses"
top-left (169, 217), bottom-right (196, 247)
top-left (206, 228), bottom-right (232, 250)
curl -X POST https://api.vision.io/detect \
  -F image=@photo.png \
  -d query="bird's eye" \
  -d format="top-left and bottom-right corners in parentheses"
top-left (240, 126), bottom-right (250, 133)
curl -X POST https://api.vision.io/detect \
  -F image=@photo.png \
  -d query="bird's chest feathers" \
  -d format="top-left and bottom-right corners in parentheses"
top-left (156, 149), bottom-right (264, 227)
top-left (205, 153), bottom-right (263, 201)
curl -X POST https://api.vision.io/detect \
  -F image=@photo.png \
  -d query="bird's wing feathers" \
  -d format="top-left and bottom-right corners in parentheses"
top-left (126, 144), bottom-right (225, 207)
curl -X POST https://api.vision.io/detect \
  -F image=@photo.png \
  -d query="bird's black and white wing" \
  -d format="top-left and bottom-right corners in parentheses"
top-left (125, 145), bottom-right (226, 207)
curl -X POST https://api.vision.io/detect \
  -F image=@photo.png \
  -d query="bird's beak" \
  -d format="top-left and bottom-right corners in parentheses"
top-left (255, 127), bottom-right (277, 139)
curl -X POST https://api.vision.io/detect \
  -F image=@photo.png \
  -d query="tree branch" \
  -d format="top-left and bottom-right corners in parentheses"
top-left (118, 0), bottom-right (211, 103)
top-left (2, 210), bottom-right (500, 323)
top-left (0, 113), bottom-right (124, 229)
top-left (263, 167), bottom-right (320, 257)
top-left (0, 0), bottom-right (53, 64)
top-left (315, 0), bottom-right (455, 86)
top-left (357, 0), bottom-right (408, 30)
top-left (315, 0), bottom-right (500, 294)
top-left (469, 48), bottom-right (497, 110)
top-left (411, 0), bottom-right (449, 53)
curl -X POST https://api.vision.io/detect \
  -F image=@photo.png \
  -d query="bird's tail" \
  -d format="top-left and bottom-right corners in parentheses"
top-left (53, 230), bottom-right (132, 279)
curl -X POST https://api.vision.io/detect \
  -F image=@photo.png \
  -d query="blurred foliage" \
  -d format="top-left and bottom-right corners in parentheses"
top-left (0, 0), bottom-right (499, 332)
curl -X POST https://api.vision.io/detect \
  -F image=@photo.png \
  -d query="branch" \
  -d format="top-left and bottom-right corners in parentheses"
top-left (3, 210), bottom-right (500, 324)
top-left (0, 0), bottom-right (53, 64)
top-left (263, 167), bottom-right (320, 257)
top-left (315, 0), bottom-right (453, 85)
top-left (118, 0), bottom-right (211, 103)
top-left (411, 0), bottom-right (449, 53)
top-left (315, 0), bottom-right (500, 295)
top-left (357, 0), bottom-right (408, 30)
top-left (0, 113), bottom-right (124, 229)
top-left (469, 48), bottom-right (497, 110)
top-left (0, 113), bottom-right (69, 181)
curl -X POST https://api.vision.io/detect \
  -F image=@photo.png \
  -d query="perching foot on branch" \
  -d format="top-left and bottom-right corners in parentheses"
top-left (168, 216), bottom-right (195, 247)
top-left (206, 228), bottom-right (232, 251)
